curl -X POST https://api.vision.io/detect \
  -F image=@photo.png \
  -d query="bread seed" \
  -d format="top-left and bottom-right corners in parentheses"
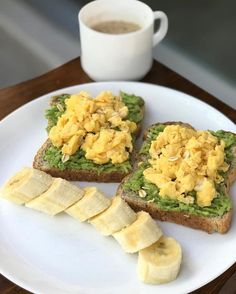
top-left (62, 154), bottom-right (70, 163)
top-left (168, 156), bottom-right (179, 161)
top-left (183, 151), bottom-right (190, 159)
top-left (142, 186), bottom-right (150, 190)
top-left (56, 103), bottom-right (64, 112)
top-left (194, 180), bottom-right (203, 191)
top-left (138, 189), bottom-right (147, 198)
top-left (111, 112), bottom-right (119, 117)
top-left (97, 109), bottom-right (104, 114)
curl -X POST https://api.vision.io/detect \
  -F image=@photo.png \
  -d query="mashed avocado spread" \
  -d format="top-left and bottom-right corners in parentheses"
top-left (44, 92), bottom-right (144, 171)
top-left (44, 145), bottom-right (132, 173)
top-left (123, 125), bottom-right (235, 217)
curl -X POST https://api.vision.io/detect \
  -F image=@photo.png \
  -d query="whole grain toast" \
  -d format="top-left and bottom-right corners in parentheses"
top-left (117, 122), bottom-right (236, 233)
top-left (33, 92), bottom-right (144, 182)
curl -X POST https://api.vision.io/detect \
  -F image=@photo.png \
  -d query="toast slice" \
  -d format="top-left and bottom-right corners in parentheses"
top-left (33, 91), bottom-right (144, 182)
top-left (117, 122), bottom-right (236, 233)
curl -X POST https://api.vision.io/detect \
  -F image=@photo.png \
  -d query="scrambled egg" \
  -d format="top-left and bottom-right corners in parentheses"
top-left (143, 125), bottom-right (229, 207)
top-left (82, 129), bottom-right (133, 164)
top-left (49, 91), bottom-right (136, 164)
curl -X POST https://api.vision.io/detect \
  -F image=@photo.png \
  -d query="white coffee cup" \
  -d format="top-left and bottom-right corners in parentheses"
top-left (79, 0), bottom-right (168, 81)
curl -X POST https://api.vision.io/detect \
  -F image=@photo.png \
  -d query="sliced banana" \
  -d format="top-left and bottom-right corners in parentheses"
top-left (138, 236), bottom-right (182, 284)
top-left (0, 167), bottom-right (53, 204)
top-left (66, 187), bottom-right (111, 221)
top-left (113, 211), bottom-right (162, 253)
top-left (89, 196), bottom-right (137, 236)
top-left (26, 178), bottom-right (84, 216)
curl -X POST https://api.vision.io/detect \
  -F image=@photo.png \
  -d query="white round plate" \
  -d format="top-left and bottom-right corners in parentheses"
top-left (0, 82), bottom-right (235, 294)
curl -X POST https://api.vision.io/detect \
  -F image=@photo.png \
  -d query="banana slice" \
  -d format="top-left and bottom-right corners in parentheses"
top-left (89, 196), bottom-right (137, 236)
top-left (0, 167), bottom-right (53, 204)
top-left (138, 236), bottom-right (182, 284)
top-left (113, 211), bottom-right (162, 253)
top-left (66, 187), bottom-right (111, 221)
top-left (26, 178), bottom-right (84, 215)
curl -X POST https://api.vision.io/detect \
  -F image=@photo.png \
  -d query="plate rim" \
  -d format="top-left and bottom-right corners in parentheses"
top-left (0, 81), bottom-right (235, 294)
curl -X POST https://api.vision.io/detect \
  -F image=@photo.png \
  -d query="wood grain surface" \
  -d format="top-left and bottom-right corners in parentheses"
top-left (0, 57), bottom-right (235, 294)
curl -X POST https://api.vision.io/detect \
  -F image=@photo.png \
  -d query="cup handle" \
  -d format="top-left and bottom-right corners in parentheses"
top-left (153, 11), bottom-right (168, 47)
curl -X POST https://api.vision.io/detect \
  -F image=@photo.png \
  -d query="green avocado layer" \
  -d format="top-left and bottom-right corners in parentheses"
top-left (43, 92), bottom-right (144, 171)
top-left (44, 145), bottom-right (132, 173)
top-left (210, 130), bottom-right (236, 164)
top-left (123, 125), bottom-right (236, 217)
top-left (120, 91), bottom-right (144, 123)
top-left (45, 94), bottom-right (70, 132)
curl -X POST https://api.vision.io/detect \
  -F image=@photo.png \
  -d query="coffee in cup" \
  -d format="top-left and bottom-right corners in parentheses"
top-left (79, 0), bottom-right (168, 81)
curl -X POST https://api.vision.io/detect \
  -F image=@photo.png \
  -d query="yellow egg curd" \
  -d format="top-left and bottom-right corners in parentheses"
top-left (48, 91), bottom-right (137, 164)
top-left (143, 125), bottom-right (229, 207)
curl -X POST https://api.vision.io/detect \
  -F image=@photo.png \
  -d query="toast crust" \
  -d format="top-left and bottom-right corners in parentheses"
top-left (117, 122), bottom-right (236, 233)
